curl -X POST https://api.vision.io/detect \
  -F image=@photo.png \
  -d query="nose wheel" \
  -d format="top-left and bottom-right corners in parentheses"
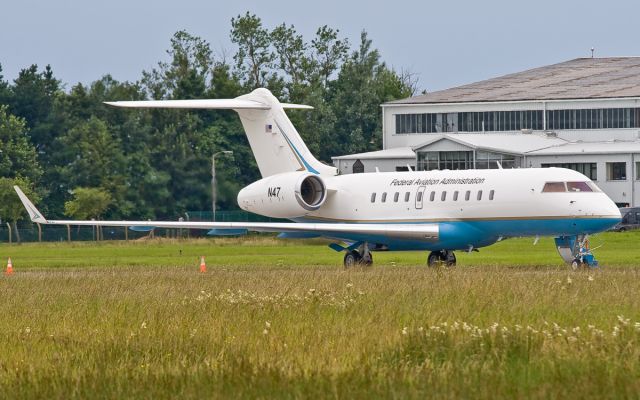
top-left (427, 250), bottom-right (456, 267)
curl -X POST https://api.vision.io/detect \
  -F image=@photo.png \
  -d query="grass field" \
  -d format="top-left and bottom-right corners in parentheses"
top-left (0, 232), bottom-right (639, 399)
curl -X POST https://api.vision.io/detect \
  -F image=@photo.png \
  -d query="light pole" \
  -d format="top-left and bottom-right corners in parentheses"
top-left (211, 151), bottom-right (233, 221)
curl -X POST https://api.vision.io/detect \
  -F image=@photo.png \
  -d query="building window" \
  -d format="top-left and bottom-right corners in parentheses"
top-left (395, 113), bottom-right (438, 134)
top-left (541, 163), bottom-right (597, 180)
top-left (394, 192), bottom-right (399, 202)
top-left (381, 192), bottom-right (387, 203)
top-left (417, 151), bottom-right (473, 171)
top-left (546, 108), bottom-right (640, 130)
top-left (353, 159), bottom-right (364, 174)
top-left (395, 166), bottom-right (415, 171)
top-left (607, 162), bottom-right (627, 181)
top-left (370, 193), bottom-right (376, 203)
top-left (476, 151), bottom-right (517, 169)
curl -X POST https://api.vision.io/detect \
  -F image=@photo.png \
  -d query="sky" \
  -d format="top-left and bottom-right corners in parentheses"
top-left (2, 0), bottom-right (640, 93)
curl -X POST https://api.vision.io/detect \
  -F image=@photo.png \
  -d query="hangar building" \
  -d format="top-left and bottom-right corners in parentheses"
top-left (332, 57), bottom-right (640, 207)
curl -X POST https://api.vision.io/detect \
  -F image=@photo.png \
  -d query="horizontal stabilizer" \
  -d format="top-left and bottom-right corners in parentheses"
top-left (104, 99), bottom-right (312, 110)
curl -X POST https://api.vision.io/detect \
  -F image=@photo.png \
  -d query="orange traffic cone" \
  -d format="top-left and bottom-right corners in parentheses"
top-left (199, 256), bottom-right (207, 273)
top-left (5, 257), bottom-right (14, 275)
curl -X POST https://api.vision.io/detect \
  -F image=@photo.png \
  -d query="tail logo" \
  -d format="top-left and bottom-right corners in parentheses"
top-left (275, 121), bottom-right (319, 174)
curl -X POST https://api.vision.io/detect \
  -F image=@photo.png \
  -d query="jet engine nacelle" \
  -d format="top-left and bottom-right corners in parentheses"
top-left (237, 171), bottom-right (327, 218)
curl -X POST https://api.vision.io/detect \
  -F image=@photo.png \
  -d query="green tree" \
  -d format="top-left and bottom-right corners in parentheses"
top-left (310, 26), bottom-right (350, 88)
top-left (0, 176), bottom-right (39, 243)
top-left (231, 12), bottom-right (275, 89)
top-left (0, 106), bottom-right (42, 182)
top-left (329, 31), bottom-right (413, 157)
top-left (64, 187), bottom-right (112, 220)
top-left (8, 64), bottom-right (62, 157)
top-left (55, 116), bottom-right (130, 216)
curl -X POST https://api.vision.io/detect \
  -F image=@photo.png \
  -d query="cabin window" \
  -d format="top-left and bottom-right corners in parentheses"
top-left (371, 193), bottom-right (376, 202)
top-left (429, 191), bottom-right (435, 201)
top-left (416, 191), bottom-right (423, 202)
top-left (394, 192), bottom-right (399, 202)
top-left (441, 191), bottom-right (447, 201)
top-left (477, 190), bottom-right (483, 201)
top-left (453, 191), bottom-right (459, 201)
top-left (381, 192), bottom-right (387, 203)
top-left (465, 190), bottom-right (471, 201)
top-left (542, 182), bottom-right (566, 192)
top-left (489, 190), bottom-right (495, 200)
top-left (566, 182), bottom-right (593, 192)
top-left (405, 192), bottom-right (410, 202)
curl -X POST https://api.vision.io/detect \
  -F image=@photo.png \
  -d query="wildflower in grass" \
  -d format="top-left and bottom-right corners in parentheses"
top-left (265, 321), bottom-right (271, 328)
top-left (141, 321), bottom-right (147, 329)
top-left (588, 275), bottom-right (594, 281)
top-left (402, 327), bottom-right (408, 335)
top-left (617, 315), bottom-right (630, 326)
top-left (566, 276), bottom-right (573, 284)
top-left (346, 283), bottom-right (353, 289)
top-left (263, 329), bottom-right (269, 335)
top-left (24, 327), bottom-right (31, 334)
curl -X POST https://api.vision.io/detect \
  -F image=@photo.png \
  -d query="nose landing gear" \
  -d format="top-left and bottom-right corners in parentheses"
top-left (555, 235), bottom-right (599, 270)
top-left (427, 250), bottom-right (456, 267)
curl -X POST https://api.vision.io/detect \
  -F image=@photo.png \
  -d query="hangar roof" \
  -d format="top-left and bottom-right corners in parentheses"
top-left (386, 57), bottom-right (640, 105)
top-left (332, 133), bottom-right (566, 160)
top-left (527, 140), bottom-right (640, 155)
top-left (331, 133), bottom-right (640, 160)
top-left (412, 133), bottom-right (566, 155)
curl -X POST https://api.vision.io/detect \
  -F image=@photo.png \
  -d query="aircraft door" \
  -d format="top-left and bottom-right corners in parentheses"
top-left (415, 186), bottom-right (426, 209)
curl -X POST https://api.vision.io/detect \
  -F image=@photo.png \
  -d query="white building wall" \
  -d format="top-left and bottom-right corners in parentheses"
top-left (383, 98), bottom-right (640, 149)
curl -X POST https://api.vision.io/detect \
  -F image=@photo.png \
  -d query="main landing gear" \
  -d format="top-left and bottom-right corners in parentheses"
top-left (343, 243), bottom-right (373, 268)
top-left (427, 250), bottom-right (457, 267)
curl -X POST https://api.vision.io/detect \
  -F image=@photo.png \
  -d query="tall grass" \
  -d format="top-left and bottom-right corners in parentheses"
top-left (0, 233), bottom-right (639, 398)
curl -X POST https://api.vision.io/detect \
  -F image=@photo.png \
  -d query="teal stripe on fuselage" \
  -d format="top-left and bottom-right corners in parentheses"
top-left (290, 217), bottom-right (620, 251)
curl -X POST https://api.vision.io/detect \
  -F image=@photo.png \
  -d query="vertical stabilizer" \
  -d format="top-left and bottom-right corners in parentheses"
top-left (235, 89), bottom-right (337, 177)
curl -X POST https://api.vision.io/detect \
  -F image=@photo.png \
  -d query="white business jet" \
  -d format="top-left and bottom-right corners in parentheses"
top-left (14, 88), bottom-right (621, 267)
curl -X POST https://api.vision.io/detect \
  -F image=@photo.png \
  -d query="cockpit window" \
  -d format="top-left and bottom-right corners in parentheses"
top-left (542, 182), bottom-right (566, 192)
top-left (566, 182), bottom-right (593, 192)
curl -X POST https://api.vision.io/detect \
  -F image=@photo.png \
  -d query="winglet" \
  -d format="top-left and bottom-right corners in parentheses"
top-left (13, 186), bottom-right (47, 224)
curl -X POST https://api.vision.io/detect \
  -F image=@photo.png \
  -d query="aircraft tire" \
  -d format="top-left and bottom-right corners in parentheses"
top-left (344, 251), bottom-right (361, 268)
top-left (427, 251), bottom-right (441, 267)
top-left (444, 251), bottom-right (457, 267)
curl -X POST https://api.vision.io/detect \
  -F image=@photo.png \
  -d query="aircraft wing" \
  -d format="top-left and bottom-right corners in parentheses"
top-left (14, 186), bottom-right (439, 241)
